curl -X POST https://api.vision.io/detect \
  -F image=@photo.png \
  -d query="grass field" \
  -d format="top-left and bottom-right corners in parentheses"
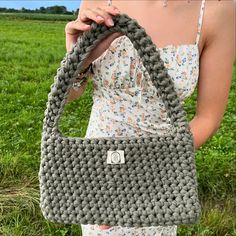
top-left (0, 13), bottom-right (235, 236)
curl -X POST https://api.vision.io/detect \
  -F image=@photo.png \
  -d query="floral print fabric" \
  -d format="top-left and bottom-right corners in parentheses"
top-left (81, 224), bottom-right (178, 236)
top-left (85, 35), bottom-right (199, 138)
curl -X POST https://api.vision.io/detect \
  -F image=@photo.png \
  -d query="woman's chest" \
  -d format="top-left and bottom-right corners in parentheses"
top-left (106, 1), bottom-right (202, 49)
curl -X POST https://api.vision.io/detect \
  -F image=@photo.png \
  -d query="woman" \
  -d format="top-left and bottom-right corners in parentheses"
top-left (65, 0), bottom-right (235, 235)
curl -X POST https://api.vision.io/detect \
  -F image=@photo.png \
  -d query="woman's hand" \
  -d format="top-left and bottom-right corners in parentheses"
top-left (65, 5), bottom-right (121, 36)
top-left (65, 5), bottom-right (124, 65)
top-left (65, 5), bottom-right (124, 103)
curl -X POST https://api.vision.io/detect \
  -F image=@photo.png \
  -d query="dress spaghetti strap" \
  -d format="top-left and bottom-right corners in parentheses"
top-left (195, 0), bottom-right (206, 45)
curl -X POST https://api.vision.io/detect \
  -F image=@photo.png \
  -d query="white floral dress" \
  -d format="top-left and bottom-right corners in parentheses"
top-left (81, 0), bottom-right (205, 235)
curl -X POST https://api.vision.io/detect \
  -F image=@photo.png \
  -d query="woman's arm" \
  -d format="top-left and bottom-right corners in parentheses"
top-left (65, 18), bottom-right (93, 103)
top-left (189, 2), bottom-right (235, 150)
top-left (65, 1), bottom-right (120, 103)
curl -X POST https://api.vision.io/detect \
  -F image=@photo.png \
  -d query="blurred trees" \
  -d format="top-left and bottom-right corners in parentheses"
top-left (0, 5), bottom-right (79, 15)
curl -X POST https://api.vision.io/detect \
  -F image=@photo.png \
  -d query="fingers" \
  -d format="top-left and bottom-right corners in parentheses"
top-left (65, 5), bottom-right (121, 35)
top-left (74, 19), bottom-right (90, 31)
top-left (65, 21), bottom-right (87, 35)
top-left (93, 7), bottom-right (115, 26)
top-left (102, 5), bottom-right (121, 16)
top-left (79, 6), bottom-right (120, 28)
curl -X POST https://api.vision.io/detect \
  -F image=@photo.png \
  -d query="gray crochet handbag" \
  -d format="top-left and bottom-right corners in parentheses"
top-left (39, 13), bottom-right (202, 227)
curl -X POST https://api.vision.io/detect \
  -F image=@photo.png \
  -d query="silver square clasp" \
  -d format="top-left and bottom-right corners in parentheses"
top-left (107, 150), bottom-right (125, 164)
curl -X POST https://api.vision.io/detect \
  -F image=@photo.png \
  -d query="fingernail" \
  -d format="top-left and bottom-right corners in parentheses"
top-left (107, 18), bottom-right (114, 26)
top-left (114, 9), bottom-right (120, 13)
top-left (96, 16), bottom-right (104, 21)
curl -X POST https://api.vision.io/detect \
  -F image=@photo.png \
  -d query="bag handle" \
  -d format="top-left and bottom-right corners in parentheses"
top-left (42, 13), bottom-right (190, 136)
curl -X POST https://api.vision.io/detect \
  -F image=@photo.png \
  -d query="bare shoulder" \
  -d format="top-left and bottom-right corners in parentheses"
top-left (205, 0), bottom-right (235, 44)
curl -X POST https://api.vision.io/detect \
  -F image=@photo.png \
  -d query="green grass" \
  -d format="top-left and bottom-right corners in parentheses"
top-left (0, 13), bottom-right (236, 236)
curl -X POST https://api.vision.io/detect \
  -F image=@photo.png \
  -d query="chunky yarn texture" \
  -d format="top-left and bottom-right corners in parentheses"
top-left (39, 13), bottom-right (202, 227)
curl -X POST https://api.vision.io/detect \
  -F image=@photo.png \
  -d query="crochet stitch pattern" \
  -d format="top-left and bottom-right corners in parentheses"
top-left (39, 13), bottom-right (202, 227)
